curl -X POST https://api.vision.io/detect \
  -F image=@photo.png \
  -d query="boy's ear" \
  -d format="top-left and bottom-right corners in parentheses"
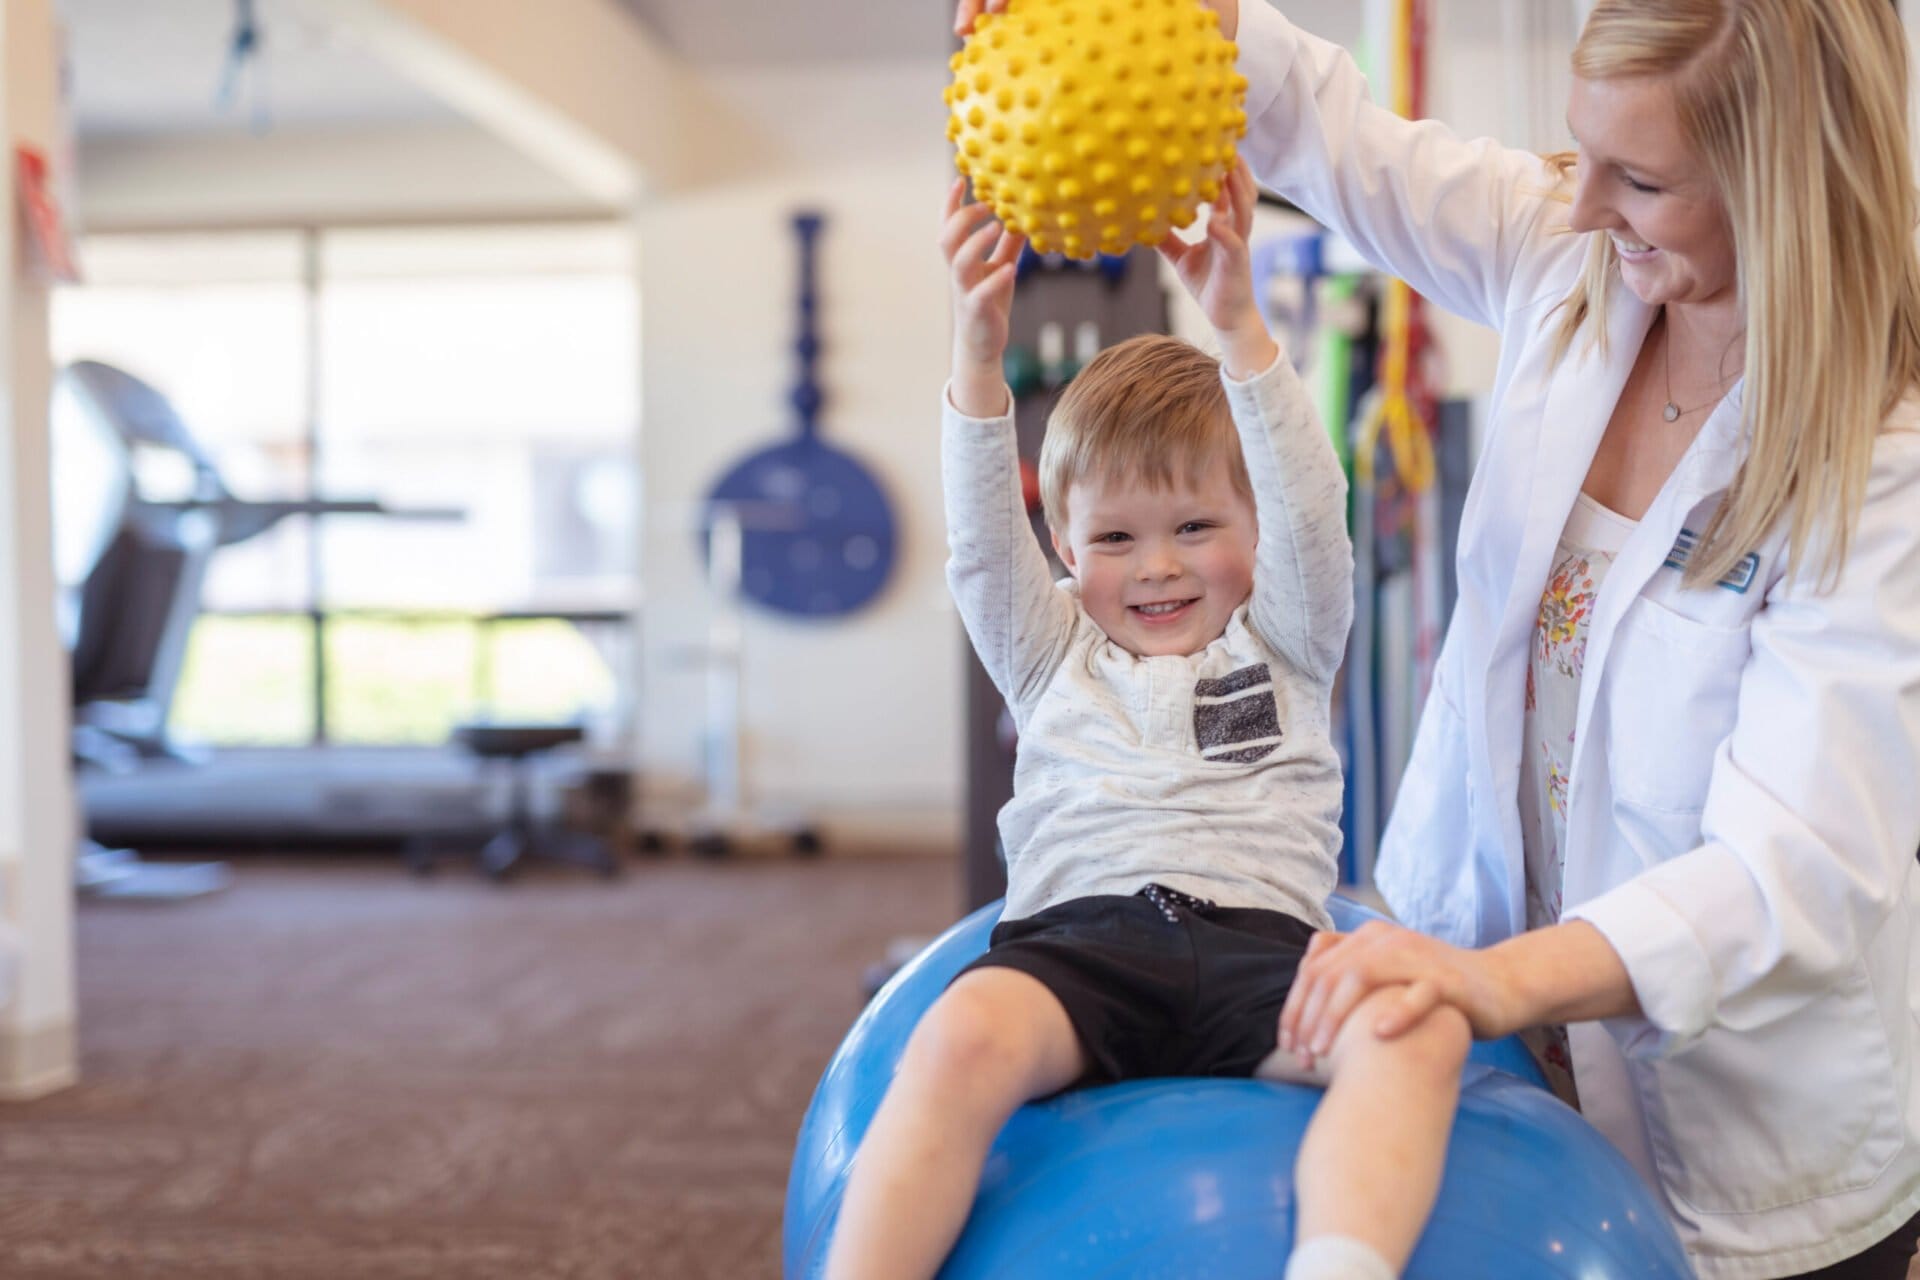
top-left (1050, 526), bottom-right (1078, 577)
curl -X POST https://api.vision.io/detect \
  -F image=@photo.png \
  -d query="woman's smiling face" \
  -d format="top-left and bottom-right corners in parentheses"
top-left (1566, 74), bottom-right (1739, 312)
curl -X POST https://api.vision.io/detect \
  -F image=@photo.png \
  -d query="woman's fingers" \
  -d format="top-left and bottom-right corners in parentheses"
top-left (1284, 924), bottom-right (1494, 1059)
top-left (1293, 955), bottom-right (1357, 1057)
top-left (953, 0), bottom-right (1009, 37)
top-left (1279, 929), bottom-right (1344, 1053)
top-left (1376, 978), bottom-right (1442, 1040)
top-left (1314, 968), bottom-right (1388, 1056)
top-left (1289, 925), bottom-right (1420, 1056)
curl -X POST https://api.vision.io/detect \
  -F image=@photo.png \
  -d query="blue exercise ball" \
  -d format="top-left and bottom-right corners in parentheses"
top-left (784, 897), bottom-right (1691, 1278)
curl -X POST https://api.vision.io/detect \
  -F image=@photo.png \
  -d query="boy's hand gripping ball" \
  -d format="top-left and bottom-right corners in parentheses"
top-left (945, 0), bottom-right (1248, 260)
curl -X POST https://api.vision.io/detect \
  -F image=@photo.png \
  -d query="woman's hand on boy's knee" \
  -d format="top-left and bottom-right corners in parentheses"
top-left (1266, 983), bottom-right (1466, 1084)
top-left (1279, 922), bottom-right (1517, 1067)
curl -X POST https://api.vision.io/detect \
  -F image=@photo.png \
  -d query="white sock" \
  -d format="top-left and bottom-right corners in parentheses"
top-left (1283, 1234), bottom-right (1398, 1280)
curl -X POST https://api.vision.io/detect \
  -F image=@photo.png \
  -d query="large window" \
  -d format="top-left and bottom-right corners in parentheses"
top-left (53, 223), bottom-right (638, 747)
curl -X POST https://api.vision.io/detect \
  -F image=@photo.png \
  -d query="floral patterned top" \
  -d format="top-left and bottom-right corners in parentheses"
top-left (1517, 491), bottom-right (1637, 1106)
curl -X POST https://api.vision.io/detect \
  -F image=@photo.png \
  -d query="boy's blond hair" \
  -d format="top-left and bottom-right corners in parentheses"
top-left (1039, 334), bottom-right (1252, 531)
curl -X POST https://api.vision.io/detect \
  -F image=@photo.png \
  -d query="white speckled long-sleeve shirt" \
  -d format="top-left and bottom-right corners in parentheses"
top-left (944, 350), bottom-right (1354, 926)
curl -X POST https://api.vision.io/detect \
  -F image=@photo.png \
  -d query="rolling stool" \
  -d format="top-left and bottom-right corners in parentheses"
top-left (433, 722), bottom-right (620, 881)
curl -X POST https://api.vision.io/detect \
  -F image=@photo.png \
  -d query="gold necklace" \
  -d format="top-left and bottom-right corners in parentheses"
top-left (1661, 309), bottom-right (1734, 422)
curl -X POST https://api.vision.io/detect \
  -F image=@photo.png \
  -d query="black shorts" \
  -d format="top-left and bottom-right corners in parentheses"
top-left (955, 885), bottom-right (1317, 1087)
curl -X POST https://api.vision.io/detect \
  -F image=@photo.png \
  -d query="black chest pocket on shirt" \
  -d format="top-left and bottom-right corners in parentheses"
top-left (1194, 664), bottom-right (1282, 763)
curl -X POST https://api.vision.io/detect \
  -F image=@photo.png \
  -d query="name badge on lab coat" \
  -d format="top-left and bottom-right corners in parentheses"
top-left (1664, 527), bottom-right (1760, 593)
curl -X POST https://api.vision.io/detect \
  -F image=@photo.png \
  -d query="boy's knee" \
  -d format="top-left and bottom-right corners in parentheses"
top-left (901, 980), bottom-right (1043, 1094)
top-left (1341, 989), bottom-right (1471, 1081)
top-left (1404, 1000), bottom-right (1472, 1073)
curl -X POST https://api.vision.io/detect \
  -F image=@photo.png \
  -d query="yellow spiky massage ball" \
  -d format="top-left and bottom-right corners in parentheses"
top-left (944, 0), bottom-right (1248, 260)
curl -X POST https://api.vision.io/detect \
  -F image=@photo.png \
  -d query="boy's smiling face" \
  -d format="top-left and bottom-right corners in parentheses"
top-left (1052, 456), bottom-right (1258, 658)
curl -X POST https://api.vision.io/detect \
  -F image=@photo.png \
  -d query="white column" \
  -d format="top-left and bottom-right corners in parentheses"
top-left (0, 0), bottom-right (78, 1099)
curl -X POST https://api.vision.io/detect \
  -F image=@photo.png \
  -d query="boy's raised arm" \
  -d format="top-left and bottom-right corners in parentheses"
top-left (1162, 162), bottom-right (1354, 683)
top-left (940, 183), bottom-right (1080, 711)
top-left (1227, 355), bottom-right (1354, 683)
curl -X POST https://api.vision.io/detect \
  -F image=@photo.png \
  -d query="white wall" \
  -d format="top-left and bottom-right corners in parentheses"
top-left (635, 60), bottom-right (961, 850)
top-left (78, 121), bottom-right (599, 230)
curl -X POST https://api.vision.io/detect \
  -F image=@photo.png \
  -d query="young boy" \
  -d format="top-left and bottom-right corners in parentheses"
top-left (824, 163), bottom-right (1469, 1280)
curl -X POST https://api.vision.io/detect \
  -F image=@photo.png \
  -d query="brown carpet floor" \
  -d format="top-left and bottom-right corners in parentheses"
top-left (0, 855), bottom-right (959, 1280)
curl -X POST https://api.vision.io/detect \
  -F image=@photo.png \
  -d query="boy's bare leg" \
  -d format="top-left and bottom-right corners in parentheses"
top-left (824, 967), bottom-right (1087, 1280)
top-left (1259, 985), bottom-right (1471, 1276)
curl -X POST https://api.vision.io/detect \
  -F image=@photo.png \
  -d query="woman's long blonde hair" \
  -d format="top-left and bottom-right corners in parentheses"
top-left (1550, 0), bottom-right (1920, 589)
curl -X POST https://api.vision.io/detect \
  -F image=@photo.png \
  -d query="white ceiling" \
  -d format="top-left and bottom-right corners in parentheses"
top-left (58, 0), bottom-right (461, 141)
top-left (614, 0), bottom-right (947, 66)
top-left (58, 0), bottom-right (950, 145)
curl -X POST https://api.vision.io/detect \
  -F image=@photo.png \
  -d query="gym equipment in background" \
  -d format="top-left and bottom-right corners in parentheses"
top-left (56, 360), bottom-right (432, 768)
top-left (1342, 0), bottom-right (1448, 884)
top-left (53, 360), bottom-right (464, 887)
top-left (701, 212), bottom-right (896, 620)
top-left (56, 360), bottom-right (361, 896)
top-left (785, 897), bottom-right (1693, 1279)
top-left (944, 0), bottom-right (1249, 260)
top-left (418, 722), bottom-right (619, 881)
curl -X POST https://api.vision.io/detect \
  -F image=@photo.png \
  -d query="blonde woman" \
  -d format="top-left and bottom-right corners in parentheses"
top-left (942, 0), bottom-right (1920, 1274)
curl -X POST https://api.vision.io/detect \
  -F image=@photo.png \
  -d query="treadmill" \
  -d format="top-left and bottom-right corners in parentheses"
top-left (52, 359), bottom-right (515, 877)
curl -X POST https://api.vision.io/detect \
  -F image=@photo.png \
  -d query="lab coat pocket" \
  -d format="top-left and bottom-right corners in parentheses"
top-left (1638, 962), bottom-right (1901, 1214)
top-left (1605, 598), bottom-right (1751, 817)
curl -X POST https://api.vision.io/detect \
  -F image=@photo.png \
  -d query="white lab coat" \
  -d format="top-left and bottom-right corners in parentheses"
top-left (1237, 5), bottom-right (1920, 1276)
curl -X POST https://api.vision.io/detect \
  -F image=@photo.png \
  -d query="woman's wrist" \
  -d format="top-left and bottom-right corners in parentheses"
top-left (1482, 921), bottom-right (1641, 1037)
top-left (1477, 943), bottom-right (1535, 1040)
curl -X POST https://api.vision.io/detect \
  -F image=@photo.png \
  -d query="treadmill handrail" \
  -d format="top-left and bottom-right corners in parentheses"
top-left (144, 497), bottom-right (465, 545)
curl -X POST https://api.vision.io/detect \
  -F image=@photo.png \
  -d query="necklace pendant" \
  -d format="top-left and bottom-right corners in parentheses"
top-left (1663, 401), bottom-right (1681, 423)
